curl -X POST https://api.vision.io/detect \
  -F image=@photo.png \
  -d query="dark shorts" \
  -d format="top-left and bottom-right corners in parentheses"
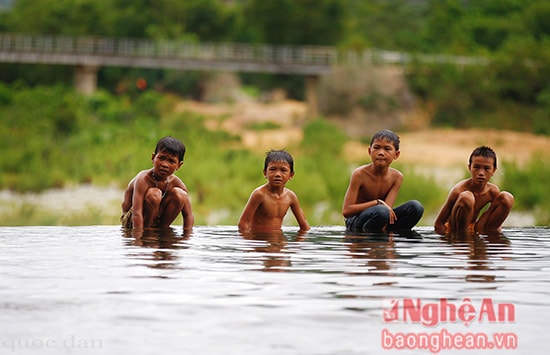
top-left (345, 200), bottom-right (424, 233)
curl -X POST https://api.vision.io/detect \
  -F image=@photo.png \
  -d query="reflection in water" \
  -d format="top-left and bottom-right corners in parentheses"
top-left (344, 232), bottom-right (396, 280)
top-left (441, 230), bottom-right (511, 283)
top-left (1, 226), bottom-right (548, 355)
top-left (240, 230), bottom-right (306, 272)
top-left (122, 227), bottom-right (190, 270)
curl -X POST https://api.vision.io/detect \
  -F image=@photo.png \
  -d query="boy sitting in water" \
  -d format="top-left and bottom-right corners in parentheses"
top-left (121, 136), bottom-right (194, 231)
top-left (238, 149), bottom-right (310, 233)
top-left (342, 129), bottom-right (424, 234)
top-left (434, 146), bottom-right (514, 235)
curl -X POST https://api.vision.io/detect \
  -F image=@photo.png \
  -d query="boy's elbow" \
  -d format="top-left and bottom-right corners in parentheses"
top-left (342, 208), bottom-right (353, 218)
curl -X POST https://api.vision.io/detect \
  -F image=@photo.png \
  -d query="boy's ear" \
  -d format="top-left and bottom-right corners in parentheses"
top-left (395, 150), bottom-right (400, 159)
top-left (151, 153), bottom-right (156, 161)
top-left (290, 172), bottom-right (295, 179)
top-left (176, 161), bottom-right (183, 170)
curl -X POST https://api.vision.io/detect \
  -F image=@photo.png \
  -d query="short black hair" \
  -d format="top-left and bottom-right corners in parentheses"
top-left (370, 129), bottom-right (400, 151)
top-left (469, 146), bottom-right (497, 169)
top-left (264, 149), bottom-right (294, 173)
top-left (155, 136), bottom-right (186, 162)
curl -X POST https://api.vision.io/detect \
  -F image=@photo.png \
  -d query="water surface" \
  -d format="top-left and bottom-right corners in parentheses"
top-left (1, 226), bottom-right (549, 354)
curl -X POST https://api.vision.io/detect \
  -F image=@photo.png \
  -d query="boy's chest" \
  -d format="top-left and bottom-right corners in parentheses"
top-left (261, 193), bottom-right (292, 217)
top-left (359, 178), bottom-right (394, 199)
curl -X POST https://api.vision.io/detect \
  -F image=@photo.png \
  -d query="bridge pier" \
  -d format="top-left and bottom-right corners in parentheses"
top-left (305, 75), bottom-right (320, 118)
top-left (74, 65), bottom-right (99, 95)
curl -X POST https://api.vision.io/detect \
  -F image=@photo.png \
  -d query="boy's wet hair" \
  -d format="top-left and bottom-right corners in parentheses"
top-left (155, 136), bottom-right (186, 162)
top-left (370, 129), bottom-right (400, 151)
top-left (264, 149), bottom-right (294, 173)
top-left (469, 146), bottom-right (497, 169)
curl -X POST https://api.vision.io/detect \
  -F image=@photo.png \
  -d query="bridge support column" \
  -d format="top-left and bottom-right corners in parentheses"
top-left (74, 65), bottom-right (99, 95)
top-left (305, 75), bottom-right (320, 118)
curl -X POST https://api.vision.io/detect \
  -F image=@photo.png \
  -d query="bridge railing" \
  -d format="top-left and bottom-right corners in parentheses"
top-left (0, 32), bottom-right (488, 71)
top-left (0, 32), bottom-right (338, 66)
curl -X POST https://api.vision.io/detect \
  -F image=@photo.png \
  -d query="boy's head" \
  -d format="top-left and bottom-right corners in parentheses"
top-left (264, 149), bottom-right (294, 173)
top-left (469, 146), bottom-right (497, 169)
top-left (370, 129), bottom-right (400, 151)
top-left (155, 136), bottom-right (186, 162)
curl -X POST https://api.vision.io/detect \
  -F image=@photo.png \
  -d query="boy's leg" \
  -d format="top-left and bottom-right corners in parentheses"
top-left (157, 187), bottom-right (187, 228)
top-left (391, 200), bottom-right (424, 231)
top-left (143, 188), bottom-right (163, 227)
top-left (449, 191), bottom-right (475, 232)
top-left (476, 191), bottom-right (514, 233)
top-left (346, 205), bottom-right (389, 233)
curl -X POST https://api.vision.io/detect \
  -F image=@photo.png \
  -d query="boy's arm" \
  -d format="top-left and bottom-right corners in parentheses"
top-left (289, 192), bottom-right (310, 232)
top-left (380, 172), bottom-right (402, 224)
top-left (342, 170), bottom-right (386, 218)
top-left (181, 191), bottom-right (194, 231)
top-left (131, 173), bottom-right (148, 228)
top-left (434, 188), bottom-right (459, 234)
top-left (238, 189), bottom-right (263, 232)
top-left (342, 172), bottom-right (368, 218)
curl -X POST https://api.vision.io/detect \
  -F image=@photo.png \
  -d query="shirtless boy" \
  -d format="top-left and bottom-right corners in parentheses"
top-left (238, 150), bottom-right (310, 233)
top-left (121, 136), bottom-right (194, 230)
top-left (434, 146), bottom-right (514, 235)
top-left (342, 129), bottom-right (424, 234)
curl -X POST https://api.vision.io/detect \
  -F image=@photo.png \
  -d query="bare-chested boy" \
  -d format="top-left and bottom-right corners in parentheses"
top-left (434, 146), bottom-right (514, 235)
top-left (238, 150), bottom-right (310, 233)
top-left (342, 129), bottom-right (424, 234)
top-left (121, 136), bottom-right (194, 231)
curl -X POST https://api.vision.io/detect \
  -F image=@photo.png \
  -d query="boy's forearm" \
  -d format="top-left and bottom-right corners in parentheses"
top-left (183, 213), bottom-right (194, 230)
top-left (343, 200), bottom-right (380, 218)
top-left (132, 212), bottom-right (144, 228)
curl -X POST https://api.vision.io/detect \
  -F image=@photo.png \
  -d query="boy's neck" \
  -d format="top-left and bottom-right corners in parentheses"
top-left (266, 182), bottom-right (285, 194)
top-left (151, 169), bottom-right (168, 182)
top-left (369, 163), bottom-right (390, 175)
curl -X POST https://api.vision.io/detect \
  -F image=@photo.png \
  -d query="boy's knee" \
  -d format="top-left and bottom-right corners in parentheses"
top-left (167, 187), bottom-right (188, 207)
top-left (409, 200), bottom-right (424, 215)
top-left (145, 188), bottom-right (163, 205)
top-left (457, 191), bottom-right (475, 208)
top-left (497, 191), bottom-right (514, 209)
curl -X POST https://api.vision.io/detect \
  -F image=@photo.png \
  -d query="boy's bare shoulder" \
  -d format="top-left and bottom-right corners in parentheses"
top-left (389, 167), bottom-right (403, 179)
top-left (351, 164), bottom-right (372, 176)
top-left (486, 181), bottom-right (501, 194)
top-left (451, 178), bottom-right (474, 192)
top-left (133, 170), bottom-right (150, 184)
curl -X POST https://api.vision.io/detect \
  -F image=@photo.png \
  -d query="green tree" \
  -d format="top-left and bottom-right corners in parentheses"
top-left (241, 0), bottom-right (347, 45)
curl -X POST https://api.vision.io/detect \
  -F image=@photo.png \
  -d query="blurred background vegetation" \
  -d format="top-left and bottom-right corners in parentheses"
top-left (0, 0), bottom-right (548, 226)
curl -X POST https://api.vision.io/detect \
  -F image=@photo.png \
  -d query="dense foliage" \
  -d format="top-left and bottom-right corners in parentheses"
top-left (0, 0), bottom-right (548, 125)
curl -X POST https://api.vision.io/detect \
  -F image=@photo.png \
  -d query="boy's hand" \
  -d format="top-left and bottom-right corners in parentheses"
top-left (434, 223), bottom-right (446, 235)
top-left (379, 200), bottom-right (397, 224)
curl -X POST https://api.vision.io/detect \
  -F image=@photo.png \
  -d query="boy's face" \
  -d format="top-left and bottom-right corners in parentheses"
top-left (263, 161), bottom-right (294, 187)
top-left (368, 138), bottom-right (400, 166)
top-left (151, 150), bottom-right (183, 178)
top-left (468, 155), bottom-right (496, 186)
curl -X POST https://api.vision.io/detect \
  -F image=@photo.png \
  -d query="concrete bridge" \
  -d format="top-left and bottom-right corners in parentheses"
top-left (0, 33), bottom-right (486, 116)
